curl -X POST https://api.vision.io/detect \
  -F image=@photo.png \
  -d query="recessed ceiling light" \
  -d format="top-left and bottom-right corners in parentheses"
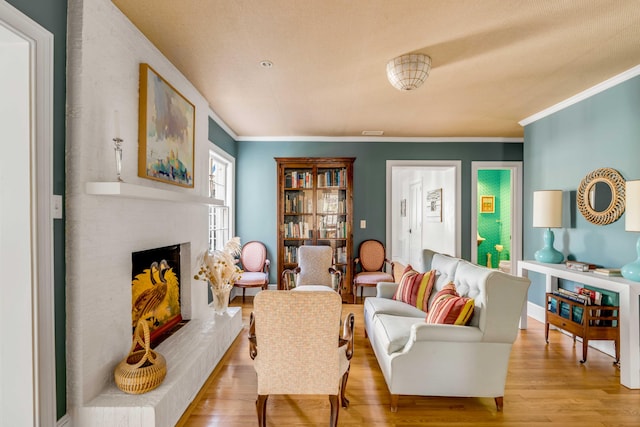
top-left (260, 60), bottom-right (273, 68)
top-left (362, 130), bottom-right (384, 136)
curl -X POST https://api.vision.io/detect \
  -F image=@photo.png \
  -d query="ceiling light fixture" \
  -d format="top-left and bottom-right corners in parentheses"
top-left (259, 60), bottom-right (273, 68)
top-left (386, 53), bottom-right (431, 91)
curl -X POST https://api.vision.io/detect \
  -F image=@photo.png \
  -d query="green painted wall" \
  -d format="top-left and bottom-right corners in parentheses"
top-left (477, 169), bottom-right (511, 268)
top-left (523, 74), bottom-right (640, 306)
top-left (5, 0), bottom-right (67, 419)
top-left (233, 140), bottom-right (523, 283)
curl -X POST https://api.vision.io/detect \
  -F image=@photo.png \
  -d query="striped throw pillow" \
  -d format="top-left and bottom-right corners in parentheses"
top-left (393, 265), bottom-right (436, 311)
top-left (425, 282), bottom-right (474, 325)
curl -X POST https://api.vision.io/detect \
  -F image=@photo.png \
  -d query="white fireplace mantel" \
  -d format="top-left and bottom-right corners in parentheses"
top-left (86, 181), bottom-right (223, 206)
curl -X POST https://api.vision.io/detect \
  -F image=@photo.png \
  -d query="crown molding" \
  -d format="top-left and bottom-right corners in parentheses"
top-left (519, 64), bottom-right (640, 127)
top-left (235, 135), bottom-right (523, 143)
top-left (208, 107), bottom-right (238, 140)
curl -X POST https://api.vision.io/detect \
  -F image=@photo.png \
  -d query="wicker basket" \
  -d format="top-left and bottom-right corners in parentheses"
top-left (114, 319), bottom-right (167, 394)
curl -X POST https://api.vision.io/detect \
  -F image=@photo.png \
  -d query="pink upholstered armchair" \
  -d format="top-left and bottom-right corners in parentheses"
top-left (234, 241), bottom-right (270, 302)
top-left (281, 245), bottom-right (342, 293)
top-left (249, 290), bottom-right (355, 427)
top-left (352, 239), bottom-right (394, 303)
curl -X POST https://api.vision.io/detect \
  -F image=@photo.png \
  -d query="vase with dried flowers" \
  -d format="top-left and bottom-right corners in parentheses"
top-left (194, 237), bottom-right (242, 314)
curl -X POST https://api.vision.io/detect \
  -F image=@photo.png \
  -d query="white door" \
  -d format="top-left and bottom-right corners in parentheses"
top-left (0, 3), bottom-right (56, 424)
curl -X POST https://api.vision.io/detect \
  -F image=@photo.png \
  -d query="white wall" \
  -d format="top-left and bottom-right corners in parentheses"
top-left (66, 0), bottom-right (214, 418)
top-left (422, 168), bottom-right (457, 257)
top-left (388, 163), bottom-right (459, 271)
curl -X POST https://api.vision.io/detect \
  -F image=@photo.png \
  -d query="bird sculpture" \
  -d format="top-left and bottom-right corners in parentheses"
top-left (132, 259), bottom-right (170, 329)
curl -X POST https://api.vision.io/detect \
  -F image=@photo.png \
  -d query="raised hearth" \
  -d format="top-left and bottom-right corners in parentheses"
top-left (77, 307), bottom-right (242, 427)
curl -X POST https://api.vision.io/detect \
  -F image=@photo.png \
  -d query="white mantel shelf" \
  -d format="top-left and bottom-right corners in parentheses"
top-left (86, 181), bottom-right (223, 206)
top-left (517, 260), bottom-right (640, 389)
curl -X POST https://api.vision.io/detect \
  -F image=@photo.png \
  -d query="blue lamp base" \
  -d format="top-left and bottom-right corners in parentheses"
top-left (622, 236), bottom-right (640, 282)
top-left (534, 228), bottom-right (564, 264)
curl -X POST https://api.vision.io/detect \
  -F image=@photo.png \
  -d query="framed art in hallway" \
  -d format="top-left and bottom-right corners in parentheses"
top-left (138, 63), bottom-right (195, 188)
top-left (425, 188), bottom-right (442, 222)
top-left (480, 195), bottom-right (495, 213)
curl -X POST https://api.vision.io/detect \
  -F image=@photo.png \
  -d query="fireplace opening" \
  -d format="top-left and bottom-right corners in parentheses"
top-left (131, 244), bottom-right (188, 348)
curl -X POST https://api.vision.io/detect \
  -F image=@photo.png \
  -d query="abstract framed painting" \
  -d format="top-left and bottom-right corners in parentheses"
top-left (138, 63), bottom-right (195, 187)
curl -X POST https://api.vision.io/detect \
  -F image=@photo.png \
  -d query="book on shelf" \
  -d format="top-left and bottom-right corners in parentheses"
top-left (553, 288), bottom-right (590, 305)
top-left (593, 268), bottom-right (622, 276)
top-left (565, 260), bottom-right (597, 272)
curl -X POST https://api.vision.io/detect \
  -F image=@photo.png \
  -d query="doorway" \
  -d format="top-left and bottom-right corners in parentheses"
top-left (387, 160), bottom-right (461, 271)
top-left (471, 162), bottom-right (523, 275)
top-left (0, 3), bottom-right (56, 424)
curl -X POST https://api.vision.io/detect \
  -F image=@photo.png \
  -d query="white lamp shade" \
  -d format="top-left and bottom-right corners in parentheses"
top-left (626, 180), bottom-right (640, 232)
top-left (533, 190), bottom-right (563, 228)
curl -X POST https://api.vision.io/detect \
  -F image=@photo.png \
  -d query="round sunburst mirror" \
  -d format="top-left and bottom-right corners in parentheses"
top-left (577, 167), bottom-right (626, 225)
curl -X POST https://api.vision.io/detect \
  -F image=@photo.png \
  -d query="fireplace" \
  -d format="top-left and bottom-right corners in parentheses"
top-left (131, 244), bottom-right (184, 348)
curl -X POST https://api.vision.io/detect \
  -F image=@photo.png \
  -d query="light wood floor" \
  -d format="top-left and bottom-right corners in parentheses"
top-left (177, 297), bottom-right (640, 426)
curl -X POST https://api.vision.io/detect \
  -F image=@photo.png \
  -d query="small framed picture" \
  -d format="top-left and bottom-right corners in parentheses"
top-left (480, 195), bottom-right (495, 213)
top-left (425, 188), bottom-right (442, 222)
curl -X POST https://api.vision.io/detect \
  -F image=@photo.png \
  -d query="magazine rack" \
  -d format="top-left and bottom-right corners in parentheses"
top-left (545, 292), bottom-right (619, 364)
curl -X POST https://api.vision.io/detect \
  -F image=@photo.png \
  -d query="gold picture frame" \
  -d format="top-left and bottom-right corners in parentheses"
top-left (480, 195), bottom-right (495, 213)
top-left (138, 63), bottom-right (195, 187)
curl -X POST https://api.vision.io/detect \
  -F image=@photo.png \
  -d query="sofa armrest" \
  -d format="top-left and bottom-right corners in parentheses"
top-left (376, 282), bottom-right (398, 299)
top-left (409, 323), bottom-right (483, 343)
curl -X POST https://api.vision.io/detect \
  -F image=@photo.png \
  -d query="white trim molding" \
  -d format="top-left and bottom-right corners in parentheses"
top-left (519, 64), bottom-right (640, 126)
top-left (208, 107), bottom-right (239, 140)
top-left (237, 135), bottom-right (523, 143)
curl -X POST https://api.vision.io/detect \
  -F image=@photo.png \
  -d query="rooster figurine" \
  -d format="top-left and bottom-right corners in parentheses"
top-left (132, 259), bottom-right (170, 328)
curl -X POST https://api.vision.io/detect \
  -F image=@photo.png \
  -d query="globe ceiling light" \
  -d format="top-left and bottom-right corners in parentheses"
top-left (386, 53), bottom-right (432, 91)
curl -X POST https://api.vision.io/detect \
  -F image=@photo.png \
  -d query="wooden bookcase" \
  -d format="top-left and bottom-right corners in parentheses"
top-left (275, 157), bottom-right (354, 298)
top-left (545, 292), bottom-right (620, 364)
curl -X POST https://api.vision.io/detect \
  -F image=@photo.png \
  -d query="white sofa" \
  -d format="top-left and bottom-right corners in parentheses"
top-left (364, 249), bottom-right (530, 412)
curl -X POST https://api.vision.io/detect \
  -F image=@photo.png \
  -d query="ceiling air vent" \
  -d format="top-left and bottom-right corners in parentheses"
top-left (361, 130), bottom-right (384, 136)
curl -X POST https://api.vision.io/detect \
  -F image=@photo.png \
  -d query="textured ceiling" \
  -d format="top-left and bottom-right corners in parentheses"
top-left (112, 0), bottom-right (640, 139)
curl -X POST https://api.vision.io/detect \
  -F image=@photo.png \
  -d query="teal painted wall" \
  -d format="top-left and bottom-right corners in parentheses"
top-left (523, 75), bottom-right (640, 306)
top-left (6, 0), bottom-right (67, 419)
top-left (208, 117), bottom-right (237, 158)
top-left (235, 140), bottom-right (523, 283)
top-left (477, 169), bottom-right (511, 268)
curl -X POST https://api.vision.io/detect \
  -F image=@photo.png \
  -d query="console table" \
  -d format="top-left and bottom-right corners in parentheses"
top-left (517, 260), bottom-right (640, 389)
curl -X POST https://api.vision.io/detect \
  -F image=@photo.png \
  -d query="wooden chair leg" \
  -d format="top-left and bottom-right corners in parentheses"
top-left (495, 396), bottom-right (504, 411)
top-left (329, 394), bottom-right (340, 427)
top-left (353, 284), bottom-right (357, 304)
top-left (256, 394), bottom-right (268, 427)
top-left (242, 288), bottom-right (246, 303)
top-left (615, 338), bottom-right (620, 365)
top-left (390, 394), bottom-right (399, 412)
top-left (340, 367), bottom-right (350, 408)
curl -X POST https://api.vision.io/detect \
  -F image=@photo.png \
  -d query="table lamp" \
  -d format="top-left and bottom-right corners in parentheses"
top-left (622, 180), bottom-right (640, 281)
top-left (533, 190), bottom-right (564, 263)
